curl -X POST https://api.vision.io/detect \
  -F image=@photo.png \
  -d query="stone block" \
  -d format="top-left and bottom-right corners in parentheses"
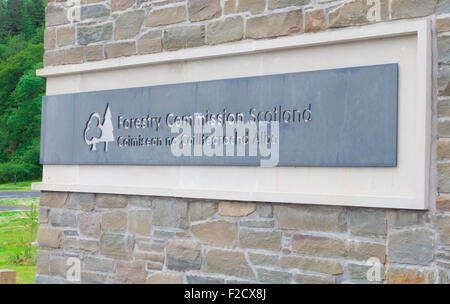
top-left (146, 6), bottom-right (186, 27)
top-left (388, 229), bottom-right (434, 265)
top-left (79, 213), bottom-right (101, 238)
top-left (44, 47), bottom-right (84, 67)
top-left (81, 272), bottom-right (108, 284)
top-left (248, 253), bottom-right (279, 267)
top-left (35, 275), bottom-right (65, 284)
top-left (437, 215), bottom-right (450, 245)
top-left (437, 17), bottom-right (450, 33)
top-left (49, 210), bottom-right (77, 228)
top-left (188, 0), bottom-right (221, 22)
top-left (96, 194), bottom-right (128, 208)
top-left (295, 273), bottom-right (336, 284)
top-left (138, 30), bottom-right (163, 55)
top-left (192, 220), bottom-right (238, 248)
top-left (391, 0), bottom-right (438, 19)
top-left (36, 251), bottom-right (50, 275)
top-left (46, 5), bottom-right (68, 27)
top-left (63, 238), bottom-right (100, 254)
top-left (274, 204), bottom-right (347, 232)
top-left (163, 25), bottom-right (205, 51)
top-left (224, 0), bottom-right (236, 14)
top-left (80, 4), bottom-right (110, 20)
top-left (111, 0), bottom-right (135, 11)
top-left (37, 227), bottom-right (62, 248)
top-left (147, 273), bottom-right (184, 284)
top-left (240, 220), bottom-right (275, 228)
top-left (57, 26), bottom-right (75, 47)
top-left (85, 45), bottom-right (104, 62)
top-left (350, 208), bottom-right (386, 238)
top-left (137, 241), bottom-right (165, 252)
top-left (281, 256), bottom-right (344, 275)
top-left (128, 210), bottom-right (152, 236)
top-left (238, 229), bottom-right (282, 251)
top-left (438, 99), bottom-right (450, 118)
top-left (203, 250), bottom-right (255, 280)
top-left (40, 192), bottom-right (67, 208)
top-left (0, 270), bottom-right (16, 284)
top-left (115, 10), bottom-right (145, 40)
top-left (38, 207), bottom-right (50, 224)
top-left (102, 211), bottom-right (127, 231)
top-left (439, 67), bottom-right (450, 97)
top-left (218, 201), bottom-right (256, 217)
top-left (152, 197), bottom-right (189, 229)
top-left (268, 0), bottom-right (310, 9)
top-left (207, 16), bottom-right (243, 45)
top-left (329, 0), bottom-right (389, 28)
top-left (347, 263), bottom-right (385, 281)
top-left (256, 203), bottom-right (273, 218)
top-left (246, 10), bottom-right (303, 39)
top-left (438, 36), bottom-right (450, 65)
top-left (100, 233), bottom-right (134, 259)
top-left (437, 0), bottom-right (450, 14)
top-left (134, 252), bottom-right (165, 263)
top-left (166, 240), bottom-right (202, 271)
top-left (116, 261), bottom-right (146, 284)
top-left (44, 27), bottom-right (56, 51)
top-left (66, 193), bottom-right (95, 211)
top-left (187, 276), bottom-right (224, 284)
top-left (386, 268), bottom-right (435, 284)
top-left (257, 268), bottom-right (292, 284)
top-left (238, 0), bottom-right (265, 14)
top-left (437, 196), bottom-right (450, 212)
top-left (189, 201), bottom-right (218, 221)
top-left (388, 210), bottom-right (429, 227)
top-left (77, 23), bottom-right (113, 45)
top-left (439, 164), bottom-right (450, 192)
top-left (347, 241), bottom-right (386, 263)
top-left (83, 256), bottom-right (115, 273)
top-left (128, 195), bottom-right (153, 207)
top-left (292, 234), bottom-right (346, 258)
top-left (305, 9), bottom-right (326, 33)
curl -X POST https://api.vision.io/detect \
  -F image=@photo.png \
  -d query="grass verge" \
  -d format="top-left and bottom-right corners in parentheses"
top-left (0, 180), bottom-right (40, 192)
top-left (0, 209), bottom-right (38, 284)
top-left (0, 197), bottom-right (39, 208)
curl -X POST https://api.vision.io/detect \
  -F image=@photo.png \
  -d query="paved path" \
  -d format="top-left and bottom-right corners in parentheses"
top-left (0, 205), bottom-right (30, 212)
top-left (0, 191), bottom-right (40, 199)
top-left (0, 191), bottom-right (38, 212)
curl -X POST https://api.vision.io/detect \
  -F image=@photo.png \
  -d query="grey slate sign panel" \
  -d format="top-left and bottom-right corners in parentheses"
top-left (40, 64), bottom-right (398, 167)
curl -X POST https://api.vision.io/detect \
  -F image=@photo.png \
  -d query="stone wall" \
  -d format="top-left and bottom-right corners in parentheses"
top-left (35, 192), bottom-right (444, 284)
top-left (37, 0), bottom-right (450, 284)
top-left (44, 0), bottom-right (445, 66)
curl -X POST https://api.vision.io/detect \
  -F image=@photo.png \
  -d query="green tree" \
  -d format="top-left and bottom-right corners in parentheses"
top-left (29, 0), bottom-right (45, 29)
top-left (0, 1), bottom-right (9, 42)
top-left (6, 64), bottom-right (45, 162)
top-left (6, 0), bottom-right (23, 36)
top-left (0, 0), bottom-right (45, 180)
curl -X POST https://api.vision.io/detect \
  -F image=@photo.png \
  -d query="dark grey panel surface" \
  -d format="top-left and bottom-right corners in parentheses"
top-left (40, 64), bottom-right (398, 167)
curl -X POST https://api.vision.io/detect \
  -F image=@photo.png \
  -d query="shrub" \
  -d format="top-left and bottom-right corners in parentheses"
top-left (0, 162), bottom-right (41, 183)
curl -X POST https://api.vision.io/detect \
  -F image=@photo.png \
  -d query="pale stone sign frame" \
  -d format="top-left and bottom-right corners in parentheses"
top-left (34, 18), bottom-right (432, 210)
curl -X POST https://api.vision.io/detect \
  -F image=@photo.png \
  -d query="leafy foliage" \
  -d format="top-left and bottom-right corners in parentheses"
top-left (10, 203), bottom-right (39, 265)
top-left (0, 0), bottom-right (45, 181)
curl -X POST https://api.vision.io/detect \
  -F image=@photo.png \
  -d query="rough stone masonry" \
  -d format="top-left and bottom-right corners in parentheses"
top-left (37, 0), bottom-right (450, 284)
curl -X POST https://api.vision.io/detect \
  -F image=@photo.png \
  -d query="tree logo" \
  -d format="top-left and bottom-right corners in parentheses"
top-left (83, 104), bottom-right (114, 152)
